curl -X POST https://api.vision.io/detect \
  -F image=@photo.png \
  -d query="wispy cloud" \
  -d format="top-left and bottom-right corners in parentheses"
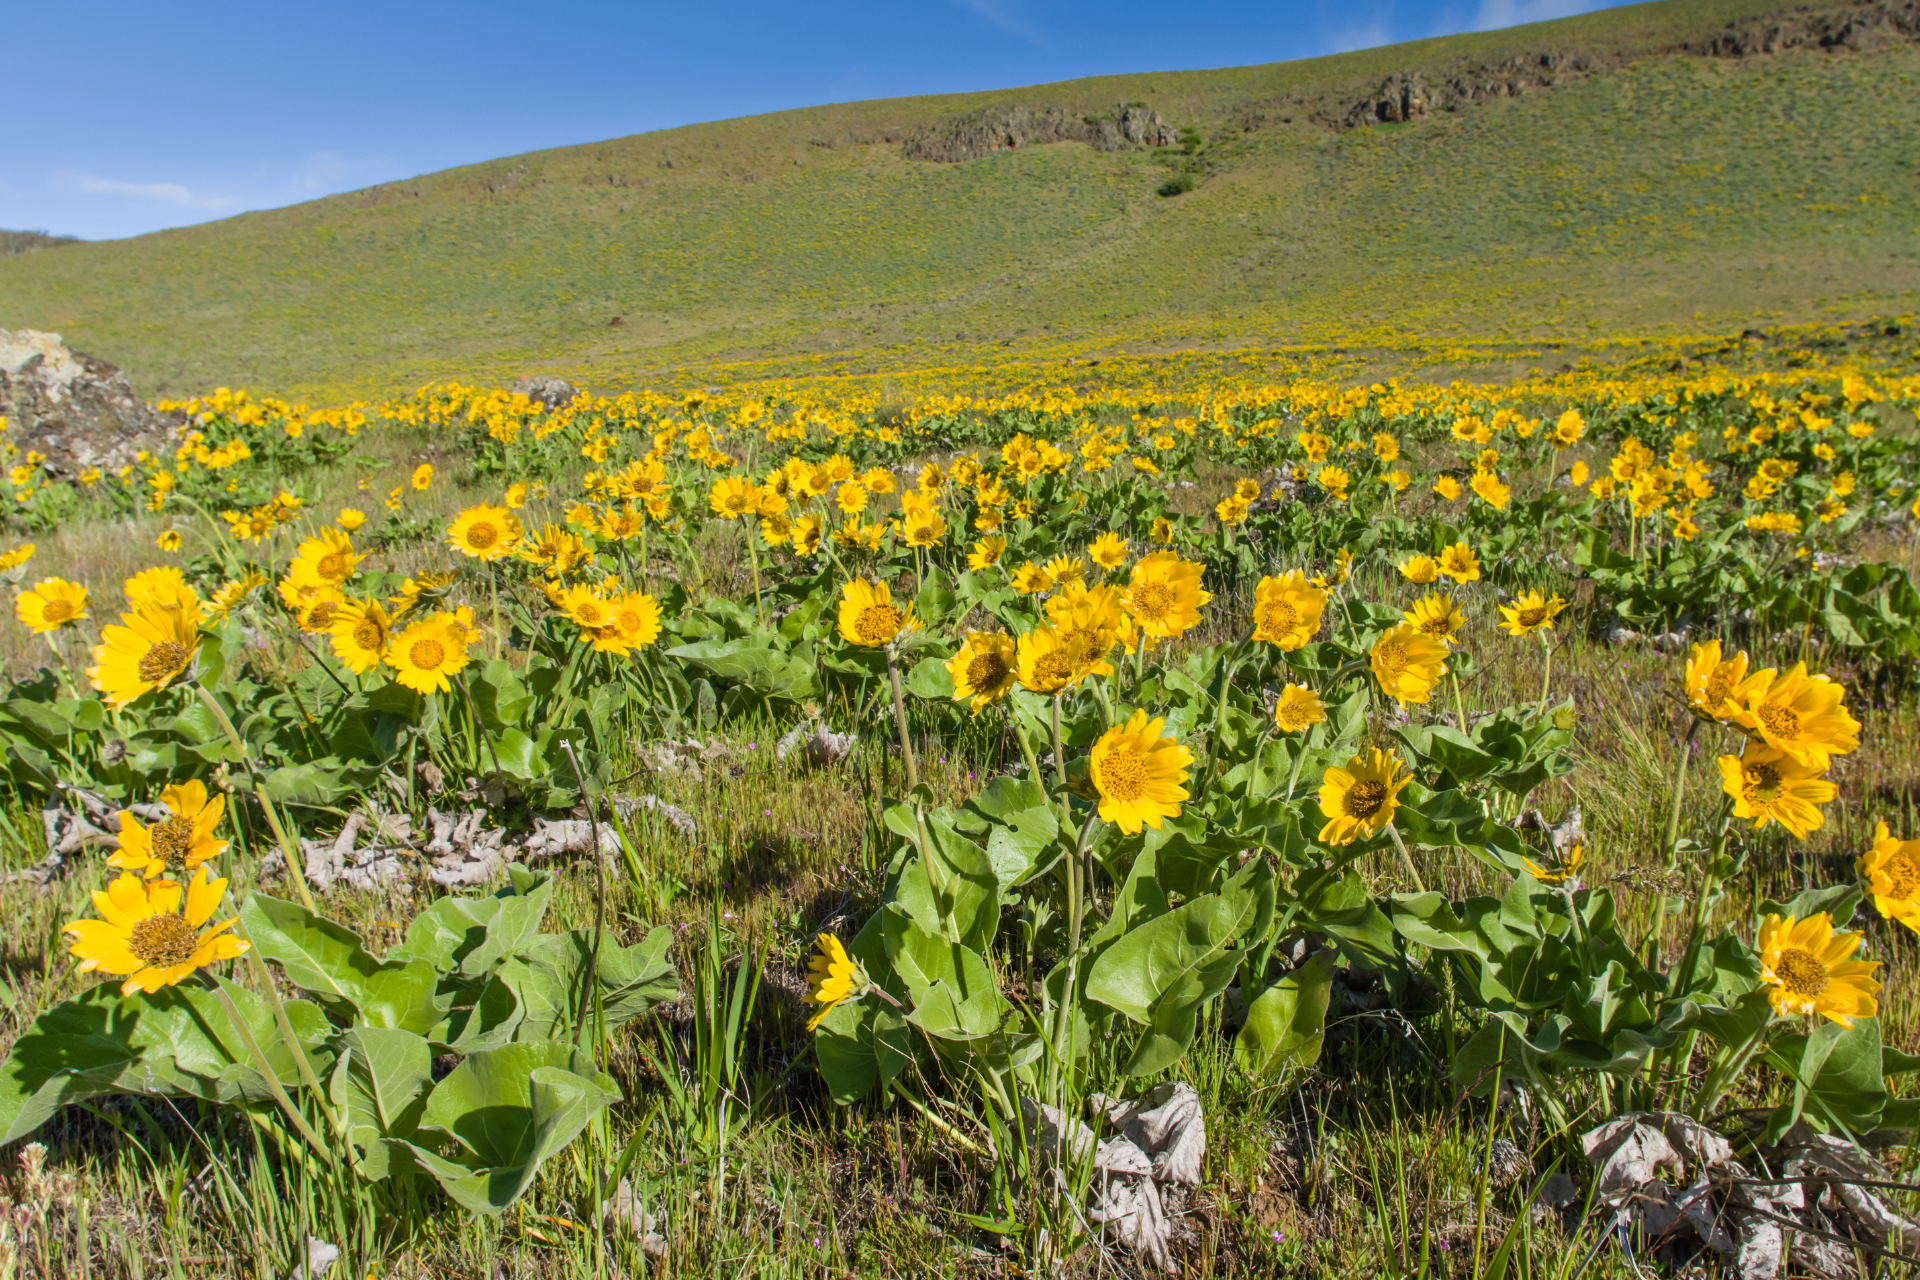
top-left (52, 169), bottom-right (233, 210)
top-left (1473, 0), bottom-right (1606, 31)
top-left (957, 0), bottom-right (1047, 47)
top-left (1324, 17), bottom-right (1396, 54)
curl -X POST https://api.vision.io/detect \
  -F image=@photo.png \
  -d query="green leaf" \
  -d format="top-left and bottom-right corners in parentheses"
top-left (881, 909), bottom-right (1006, 1040)
top-left (240, 893), bottom-right (438, 1025)
top-left (812, 992), bottom-right (914, 1106)
top-left (1235, 950), bottom-right (1337, 1081)
top-left (957, 776), bottom-right (1058, 889)
top-left (390, 871), bottom-right (555, 978)
top-left (328, 1026), bottom-right (432, 1177)
top-left (261, 759), bottom-right (374, 807)
top-left (403, 1041), bottom-right (620, 1215)
top-left (906, 655), bottom-right (955, 701)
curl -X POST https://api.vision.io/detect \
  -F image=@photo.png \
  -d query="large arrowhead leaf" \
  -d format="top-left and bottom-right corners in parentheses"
top-left (506, 926), bottom-right (680, 1044)
top-left (328, 1027), bottom-right (433, 1177)
top-left (1235, 950), bottom-right (1337, 1081)
top-left (389, 871), bottom-right (555, 978)
top-left (881, 910), bottom-right (1006, 1040)
top-left (813, 993), bottom-right (915, 1106)
top-left (241, 893), bottom-right (442, 1028)
top-left (404, 1042), bottom-right (620, 1215)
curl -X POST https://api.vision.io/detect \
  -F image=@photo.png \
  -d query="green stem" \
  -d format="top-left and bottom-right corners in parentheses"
top-left (745, 522), bottom-right (766, 628)
top-left (194, 685), bottom-right (318, 918)
top-left (1048, 810), bottom-right (1100, 1109)
top-left (1049, 695), bottom-right (1068, 790)
top-left (208, 979), bottom-right (333, 1158)
top-left (1385, 824), bottom-right (1426, 895)
top-left (1663, 718), bottom-right (1703, 872)
top-left (1283, 722), bottom-right (1317, 801)
top-left (1537, 633), bottom-right (1554, 716)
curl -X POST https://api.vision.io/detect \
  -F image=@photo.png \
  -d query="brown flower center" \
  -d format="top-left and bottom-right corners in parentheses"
top-left (1885, 852), bottom-right (1920, 902)
top-left (854, 605), bottom-right (902, 646)
top-left (1375, 641), bottom-right (1407, 675)
top-left (1257, 600), bottom-right (1299, 638)
top-left (1518, 605), bottom-right (1548, 629)
top-left (305, 601), bottom-right (339, 629)
top-left (1744, 762), bottom-right (1782, 802)
top-left (1032, 652), bottom-right (1074, 688)
top-left (1759, 703), bottom-right (1801, 740)
top-left (1703, 671), bottom-right (1734, 709)
top-left (128, 914), bottom-right (201, 969)
top-left (574, 601), bottom-right (608, 628)
top-left (966, 650), bottom-right (1010, 692)
top-left (409, 637), bottom-right (447, 670)
top-left (316, 552), bottom-right (348, 582)
top-left (465, 521), bottom-right (499, 551)
top-left (150, 815), bottom-right (196, 865)
top-left (1343, 780), bottom-right (1389, 821)
top-left (1773, 947), bottom-right (1829, 998)
top-left (352, 619), bottom-right (384, 651)
top-left (138, 641), bottom-right (191, 685)
top-left (1129, 583), bottom-right (1174, 622)
top-left (41, 599), bottom-right (74, 624)
top-left (1097, 746), bottom-right (1150, 802)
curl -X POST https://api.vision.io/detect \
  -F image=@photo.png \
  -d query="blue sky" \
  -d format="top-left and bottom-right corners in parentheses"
top-left (7, 0), bottom-right (1630, 241)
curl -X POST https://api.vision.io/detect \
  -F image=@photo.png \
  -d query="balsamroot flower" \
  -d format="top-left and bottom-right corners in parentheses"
top-left (836, 578), bottom-right (916, 648)
top-left (1317, 748), bottom-right (1411, 846)
top-left (1725, 661), bottom-right (1860, 769)
top-left (1497, 591), bottom-right (1568, 637)
top-left (1857, 823), bottom-right (1920, 936)
top-left (109, 780), bottom-right (226, 880)
top-left (1121, 551), bottom-right (1209, 639)
top-left (1683, 639), bottom-right (1750, 721)
top-left (1273, 684), bottom-right (1326, 734)
top-left (1403, 594), bottom-right (1464, 646)
top-left (64, 869), bottom-right (248, 997)
top-left (388, 612), bottom-right (472, 694)
top-left (1717, 745), bottom-right (1835, 839)
top-left (1249, 572), bottom-right (1326, 650)
top-left (448, 505), bottom-right (522, 561)
top-left (1756, 912), bottom-right (1879, 1027)
top-left (805, 933), bottom-right (869, 1031)
top-left (1369, 623), bottom-right (1448, 706)
top-left (1088, 710), bottom-right (1193, 835)
top-left (15, 578), bottom-right (88, 634)
top-left (89, 600), bottom-right (202, 707)
top-left (947, 632), bottom-right (1017, 713)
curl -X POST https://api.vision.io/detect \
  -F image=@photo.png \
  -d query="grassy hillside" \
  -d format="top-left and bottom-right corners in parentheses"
top-left (2, 0), bottom-right (1918, 399)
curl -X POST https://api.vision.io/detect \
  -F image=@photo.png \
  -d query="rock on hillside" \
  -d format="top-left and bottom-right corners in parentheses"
top-left (0, 330), bottom-right (165, 478)
top-left (901, 103), bottom-right (1178, 163)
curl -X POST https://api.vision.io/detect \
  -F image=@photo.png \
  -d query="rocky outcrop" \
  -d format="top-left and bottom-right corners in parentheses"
top-left (901, 103), bottom-right (1178, 163)
top-left (0, 330), bottom-right (164, 479)
top-left (510, 374), bottom-right (581, 410)
top-left (1337, 1), bottom-right (1920, 129)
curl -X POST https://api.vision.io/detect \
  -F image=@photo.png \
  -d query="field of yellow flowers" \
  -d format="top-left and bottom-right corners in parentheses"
top-left (0, 332), bottom-right (1914, 1277)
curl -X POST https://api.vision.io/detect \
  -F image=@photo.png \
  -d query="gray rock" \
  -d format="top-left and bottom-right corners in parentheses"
top-left (0, 330), bottom-right (166, 479)
top-left (510, 374), bottom-right (581, 410)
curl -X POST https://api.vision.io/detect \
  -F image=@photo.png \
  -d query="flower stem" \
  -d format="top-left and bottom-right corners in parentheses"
top-left (1537, 633), bottom-right (1554, 716)
top-left (1385, 824), bottom-right (1426, 895)
top-left (194, 684), bottom-right (318, 917)
top-left (1662, 718), bottom-right (1703, 872)
top-left (1049, 695), bottom-right (1068, 790)
top-left (208, 979), bottom-right (333, 1158)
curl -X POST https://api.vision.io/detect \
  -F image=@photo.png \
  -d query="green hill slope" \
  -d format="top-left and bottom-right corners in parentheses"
top-left (3, 0), bottom-right (1918, 399)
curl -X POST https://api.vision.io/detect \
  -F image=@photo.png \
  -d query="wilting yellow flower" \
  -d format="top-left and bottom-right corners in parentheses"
top-left (64, 868), bottom-right (247, 997)
top-left (1523, 841), bottom-right (1584, 886)
top-left (1044, 554), bottom-right (1086, 586)
top-left (155, 530), bottom-right (183, 552)
top-left (1684, 640), bottom-right (1750, 721)
top-left (0, 544), bottom-right (35, 572)
top-left (1497, 591), bottom-right (1568, 637)
top-left (1859, 822), bottom-right (1920, 936)
top-left (1725, 661), bottom-right (1859, 769)
top-left (1718, 745), bottom-right (1835, 839)
top-left (89, 601), bottom-right (202, 706)
top-left (805, 933), bottom-right (867, 1032)
top-left (1273, 684), bottom-right (1326, 734)
top-left (207, 569), bottom-right (266, 620)
top-left (109, 780), bottom-right (226, 879)
top-left (1249, 572), bottom-right (1326, 650)
top-left (1317, 748), bottom-right (1411, 846)
top-left (337, 507), bottom-right (367, 531)
top-left (1122, 550), bottom-right (1210, 639)
top-left (1011, 562), bottom-right (1054, 594)
top-left (968, 536), bottom-right (1007, 571)
top-left (15, 578), bottom-right (88, 633)
top-left (1404, 594), bottom-right (1465, 646)
top-left (1369, 623), bottom-right (1448, 706)
top-left (1399, 555), bottom-right (1439, 585)
top-left (1437, 543), bottom-right (1480, 583)
top-left (411, 464), bottom-right (434, 491)
top-left (1150, 517), bottom-right (1174, 544)
top-left (1756, 912), bottom-right (1879, 1027)
top-left (947, 631), bottom-right (1017, 713)
top-left (1570, 461), bottom-right (1590, 486)
top-left (1088, 710), bottom-right (1193, 835)
top-left (448, 505), bottom-right (522, 561)
top-left (294, 588), bottom-right (347, 634)
top-left (1088, 531), bottom-right (1128, 571)
top-left (836, 578), bottom-right (916, 648)
top-left (1215, 496), bottom-right (1251, 525)
top-left (388, 612), bottom-right (472, 694)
